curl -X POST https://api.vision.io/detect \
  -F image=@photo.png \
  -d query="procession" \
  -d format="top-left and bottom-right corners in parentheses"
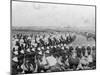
top-left (11, 31), bottom-right (96, 75)
top-left (11, 1), bottom-right (96, 75)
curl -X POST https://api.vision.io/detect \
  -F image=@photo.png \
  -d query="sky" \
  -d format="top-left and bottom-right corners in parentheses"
top-left (12, 1), bottom-right (95, 30)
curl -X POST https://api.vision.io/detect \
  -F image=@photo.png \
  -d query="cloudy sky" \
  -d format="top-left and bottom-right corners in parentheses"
top-left (12, 1), bottom-right (95, 30)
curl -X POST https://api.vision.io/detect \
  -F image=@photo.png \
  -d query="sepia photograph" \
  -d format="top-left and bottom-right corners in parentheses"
top-left (11, 0), bottom-right (96, 75)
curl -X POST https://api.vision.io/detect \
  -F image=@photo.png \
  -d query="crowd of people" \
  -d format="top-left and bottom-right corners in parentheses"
top-left (11, 32), bottom-right (96, 75)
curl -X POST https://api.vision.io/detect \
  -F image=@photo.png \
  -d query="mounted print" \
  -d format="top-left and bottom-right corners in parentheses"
top-left (11, 0), bottom-right (96, 75)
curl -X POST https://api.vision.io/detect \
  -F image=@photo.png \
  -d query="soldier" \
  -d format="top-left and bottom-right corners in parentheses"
top-left (69, 45), bottom-right (74, 55)
top-left (81, 46), bottom-right (86, 56)
top-left (91, 45), bottom-right (96, 69)
top-left (75, 46), bottom-right (82, 58)
top-left (86, 45), bottom-right (93, 68)
top-left (92, 45), bottom-right (96, 56)
top-left (68, 47), bottom-right (80, 70)
top-left (87, 45), bottom-right (91, 55)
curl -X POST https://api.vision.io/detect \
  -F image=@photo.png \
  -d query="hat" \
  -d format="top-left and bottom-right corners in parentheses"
top-left (57, 45), bottom-right (60, 47)
top-left (47, 46), bottom-right (49, 49)
top-left (32, 48), bottom-right (35, 51)
top-left (64, 44), bottom-right (67, 47)
top-left (27, 48), bottom-right (30, 52)
top-left (20, 50), bottom-right (24, 54)
top-left (37, 47), bottom-right (41, 51)
top-left (41, 47), bottom-right (44, 50)
top-left (46, 50), bottom-right (50, 53)
top-left (54, 45), bottom-right (57, 48)
top-left (38, 51), bottom-right (42, 55)
top-left (14, 51), bottom-right (18, 55)
top-left (61, 47), bottom-right (64, 50)
top-left (87, 44), bottom-right (90, 47)
top-left (78, 45), bottom-right (81, 48)
top-left (50, 46), bottom-right (53, 48)
top-left (61, 44), bottom-right (63, 46)
top-left (12, 57), bottom-right (18, 62)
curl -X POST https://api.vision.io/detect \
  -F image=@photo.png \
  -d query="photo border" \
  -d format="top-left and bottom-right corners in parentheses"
top-left (10, 0), bottom-right (96, 75)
